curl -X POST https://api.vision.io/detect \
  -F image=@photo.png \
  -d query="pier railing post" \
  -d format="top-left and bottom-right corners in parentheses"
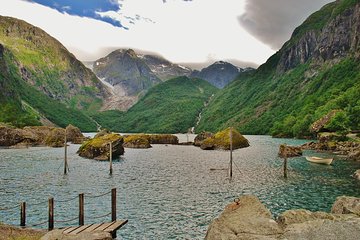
top-left (79, 193), bottom-right (84, 226)
top-left (20, 202), bottom-right (26, 227)
top-left (48, 197), bottom-right (54, 231)
top-left (109, 142), bottom-right (113, 175)
top-left (111, 188), bottom-right (117, 238)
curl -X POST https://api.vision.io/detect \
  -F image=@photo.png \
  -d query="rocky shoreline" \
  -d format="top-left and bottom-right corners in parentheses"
top-left (205, 195), bottom-right (360, 240)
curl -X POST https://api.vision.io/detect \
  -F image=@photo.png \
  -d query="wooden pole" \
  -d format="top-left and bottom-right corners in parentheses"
top-left (20, 202), bottom-right (26, 227)
top-left (48, 197), bottom-right (54, 231)
top-left (79, 193), bottom-right (84, 226)
top-left (64, 129), bottom-right (68, 175)
top-left (109, 142), bottom-right (113, 175)
top-left (283, 157), bottom-right (288, 178)
top-left (111, 188), bottom-right (117, 238)
top-left (229, 127), bottom-right (233, 179)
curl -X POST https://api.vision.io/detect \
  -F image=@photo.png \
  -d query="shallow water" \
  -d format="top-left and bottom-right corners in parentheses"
top-left (0, 135), bottom-right (359, 239)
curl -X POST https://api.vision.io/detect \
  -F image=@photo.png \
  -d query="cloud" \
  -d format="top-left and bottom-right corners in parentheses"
top-left (238, 0), bottom-right (333, 49)
top-left (2, 0), bottom-right (275, 68)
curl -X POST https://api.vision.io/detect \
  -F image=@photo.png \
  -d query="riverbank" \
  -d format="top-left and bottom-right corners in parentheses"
top-left (0, 224), bottom-right (45, 240)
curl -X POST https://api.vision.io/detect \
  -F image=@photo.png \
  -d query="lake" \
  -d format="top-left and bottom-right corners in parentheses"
top-left (1, 135), bottom-right (360, 239)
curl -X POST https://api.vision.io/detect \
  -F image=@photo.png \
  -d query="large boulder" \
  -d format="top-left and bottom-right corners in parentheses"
top-left (77, 133), bottom-right (124, 160)
top-left (194, 131), bottom-right (213, 147)
top-left (331, 196), bottom-right (360, 216)
top-left (200, 128), bottom-right (249, 150)
top-left (0, 125), bottom-right (26, 146)
top-left (123, 134), bottom-right (151, 148)
top-left (66, 124), bottom-right (86, 144)
top-left (206, 195), bottom-right (360, 240)
top-left (45, 128), bottom-right (65, 147)
top-left (205, 195), bottom-right (283, 240)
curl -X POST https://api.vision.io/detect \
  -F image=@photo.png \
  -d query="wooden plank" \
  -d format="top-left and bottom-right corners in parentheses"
top-left (61, 226), bottom-right (72, 232)
top-left (69, 224), bottom-right (92, 235)
top-left (95, 222), bottom-right (116, 231)
top-left (82, 223), bottom-right (103, 232)
top-left (104, 220), bottom-right (128, 233)
top-left (63, 226), bottom-right (79, 234)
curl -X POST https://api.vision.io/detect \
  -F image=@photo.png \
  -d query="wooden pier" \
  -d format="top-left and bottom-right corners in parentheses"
top-left (62, 220), bottom-right (128, 238)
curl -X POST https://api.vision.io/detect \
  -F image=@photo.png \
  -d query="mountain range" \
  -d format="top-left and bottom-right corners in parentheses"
top-left (0, 0), bottom-right (359, 135)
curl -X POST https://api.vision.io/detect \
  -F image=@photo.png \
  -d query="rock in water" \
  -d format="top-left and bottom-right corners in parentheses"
top-left (200, 128), bottom-right (249, 150)
top-left (194, 131), bottom-right (213, 147)
top-left (148, 134), bottom-right (178, 144)
top-left (123, 134), bottom-right (151, 148)
top-left (353, 170), bottom-right (360, 181)
top-left (77, 133), bottom-right (124, 160)
top-left (278, 144), bottom-right (302, 158)
top-left (66, 124), bottom-right (86, 144)
top-left (205, 195), bottom-right (283, 239)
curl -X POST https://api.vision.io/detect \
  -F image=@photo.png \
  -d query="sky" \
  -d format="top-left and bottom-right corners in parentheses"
top-left (0, 0), bottom-right (333, 69)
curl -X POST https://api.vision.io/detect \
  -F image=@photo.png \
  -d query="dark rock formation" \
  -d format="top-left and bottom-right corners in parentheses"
top-left (123, 134), bottom-right (151, 149)
top-left (190, 61), bottom-right (252, 88)
top-left (277, 2), bottom-right (360, 73)
top-left (205, 195), bottom-right (360, 240)
top-left (200, 128), bottom-right (249, 150)
top-left (194, 132), bottom-right (213, 147)
top-left (77, 133), bottom-right (124, 160)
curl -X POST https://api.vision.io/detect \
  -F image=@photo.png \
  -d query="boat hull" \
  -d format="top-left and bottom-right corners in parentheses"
top-left (306, 156), bottom-right (333, 165)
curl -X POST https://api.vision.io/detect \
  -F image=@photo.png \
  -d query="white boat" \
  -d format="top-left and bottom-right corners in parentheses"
top-left (306, 156), bottom-right (333, 165)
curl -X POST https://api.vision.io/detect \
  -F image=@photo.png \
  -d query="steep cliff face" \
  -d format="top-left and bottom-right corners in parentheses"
top-left (198, 0), bottom-right (360, 137)
top-left (277, 1), bottom-right (360, 72)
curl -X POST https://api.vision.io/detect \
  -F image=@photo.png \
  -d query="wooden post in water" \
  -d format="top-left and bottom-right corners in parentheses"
top-left (48, 197), bottom-right (54, 231)
top-left (283, 157), bottom-right (288, 178)
top-left (79, 193), bottom-right (84, 226)
top-left (20, 202), bottom-right (26, 227)
top-left (109, 142), bottom-right (113, 175)
top-left (229, 127), bottom-right (233, 179)
top-left (64, 128), bottom-right (68, 175)
top-left (111, 188), bottom-right (117, 238)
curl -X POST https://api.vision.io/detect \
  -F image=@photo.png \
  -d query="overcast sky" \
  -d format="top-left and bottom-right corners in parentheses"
top-left (1, 0), bottom-right (333, 69)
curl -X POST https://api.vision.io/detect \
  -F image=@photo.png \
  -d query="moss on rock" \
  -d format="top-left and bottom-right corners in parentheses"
top-left (200, 128), bottom-right (249, 150)
top-left (124, 134), bottom-right (151, 148)
top-left (77, 133), bottom-right (124, 160)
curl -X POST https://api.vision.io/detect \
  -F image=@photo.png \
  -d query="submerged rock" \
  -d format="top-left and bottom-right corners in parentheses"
top-left (200, 128), bottom-right (249, 150)
top-left (123, 134), bottom-right (151, 148)
top-left (77, 133), bottom-right (124, 160)
top-left (206, 195), bottom-right (360, 240)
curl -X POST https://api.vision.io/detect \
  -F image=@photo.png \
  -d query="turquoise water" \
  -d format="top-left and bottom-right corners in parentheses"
top-left (0, 135), bottom-right (359, 239)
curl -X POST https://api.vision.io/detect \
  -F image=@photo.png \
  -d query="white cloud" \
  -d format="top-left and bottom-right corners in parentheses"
top-left (1, 0), bottom-right (275, 68)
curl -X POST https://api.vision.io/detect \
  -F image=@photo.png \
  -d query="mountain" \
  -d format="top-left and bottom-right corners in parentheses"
top-left (197, 0), bottom-right (360, 138)
top-left (191, 61), bottom-right (253, 88)
top-left (92, 76), bottom-right (218, 133)
top-left (0, 16), bottom-right (111, 130)
top-left (92, 49), bottom-right (193, 111)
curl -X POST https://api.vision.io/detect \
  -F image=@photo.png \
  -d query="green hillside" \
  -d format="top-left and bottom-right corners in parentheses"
top-left (0, 46), bottom-right (97, 130)
top-left (0, 16), bottom-right (109, 130)
top-left (197, 0), bottom-right (360, 138)
top-left (93, 77), bottom-right (218, 133)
